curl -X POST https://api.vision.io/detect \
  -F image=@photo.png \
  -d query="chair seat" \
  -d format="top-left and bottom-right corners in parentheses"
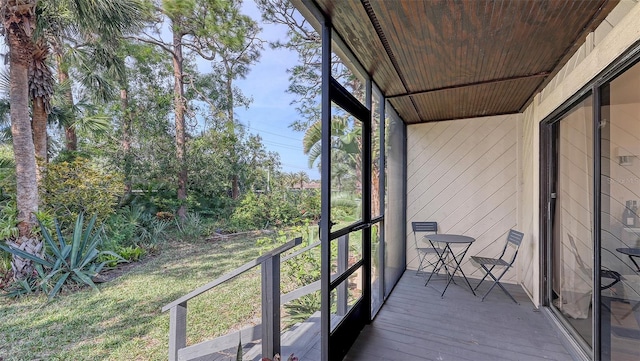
top-left (471, 256), bottom-right (509, 267)
top-left (472, 229), bottom-right (524, 304)
top-left (417, 246), bottom-right (443, 254)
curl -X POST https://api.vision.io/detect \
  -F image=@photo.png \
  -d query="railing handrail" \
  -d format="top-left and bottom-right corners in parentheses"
top-left (162, 237), bottom-right (302, 312)
top-left (281, 240), bottom-right (320, 262)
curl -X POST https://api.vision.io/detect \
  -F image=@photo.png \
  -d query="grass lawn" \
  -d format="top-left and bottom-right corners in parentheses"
top-left (0, 235), bottom-right (267, 361)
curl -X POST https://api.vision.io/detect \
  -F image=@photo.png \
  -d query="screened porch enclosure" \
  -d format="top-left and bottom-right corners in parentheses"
top-left (288, 0), bottom-right (640, 360)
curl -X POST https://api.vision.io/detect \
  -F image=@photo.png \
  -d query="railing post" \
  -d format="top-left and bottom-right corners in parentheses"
top-left (168, 302), bottom-right (187, 361)
top-left (337, 234), bottom-right (349, 316)
top-left (261, 254), bottom-right (281, 358)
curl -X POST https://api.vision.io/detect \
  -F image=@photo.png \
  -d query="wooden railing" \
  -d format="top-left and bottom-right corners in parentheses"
top-left (162, 234), bottom-right (353, 361)
top-left (162, 237), bottom-right (302, 361)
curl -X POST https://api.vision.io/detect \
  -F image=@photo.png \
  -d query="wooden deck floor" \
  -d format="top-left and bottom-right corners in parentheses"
top-left (343, 272), bottom-right (576, 361)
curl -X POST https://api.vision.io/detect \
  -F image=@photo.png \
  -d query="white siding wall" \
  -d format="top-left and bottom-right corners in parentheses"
top-left (406, 114), bottom-right (520, 283)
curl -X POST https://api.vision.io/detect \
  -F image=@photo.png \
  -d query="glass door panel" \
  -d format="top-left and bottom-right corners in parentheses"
top-left (324, 77), bottom-right (371, 360)
top-left (600, 61), bottom-right (640, 361)
top-left (328, 102), bottom-right (365, 329)
top-left (330, 103), bottom-right (363, 228)
top-left (551, 95), bottom-right (594, 348)
top-left (370, 87), bottom-right (384, 316)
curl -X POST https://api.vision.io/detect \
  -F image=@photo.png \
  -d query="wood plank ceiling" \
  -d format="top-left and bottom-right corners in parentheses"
top-left (309, 0), bottom-right (618, 124)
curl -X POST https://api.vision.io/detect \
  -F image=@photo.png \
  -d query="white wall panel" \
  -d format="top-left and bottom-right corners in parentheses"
top-left (406, 114), bottom-right (521, 283)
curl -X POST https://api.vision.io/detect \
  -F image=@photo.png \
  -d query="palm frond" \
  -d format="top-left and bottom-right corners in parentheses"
top-left (303, 120), bottom-right (321, 154)
top-left (74, 114), bottom-right (110, 135)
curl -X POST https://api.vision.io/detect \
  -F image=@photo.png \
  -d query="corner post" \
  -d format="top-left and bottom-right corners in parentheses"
top-left (261, 255), bottom-right (281, 358)
top-left (169, 302), bottom-right (187, 361)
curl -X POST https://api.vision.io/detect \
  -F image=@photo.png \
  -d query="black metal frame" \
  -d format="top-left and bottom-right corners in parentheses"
top-left (320, 18), bottom-right (376, 361)
top-left (372, 84), bottom-right (386, 318)
top-left (541, 91), bottom-right (596, 358)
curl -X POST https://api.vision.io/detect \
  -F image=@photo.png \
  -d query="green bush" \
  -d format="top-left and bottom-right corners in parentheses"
top-left (174, 212), bottom-right (208, 242)
top-left (230, 190), bottom-right (306, 232)
top-left (103, 205), bottom-right (170, 248)
top-left (98, 245), bottom-right (145, 268)
top-left (0, 247), bottom-right (10, 274)
top-left (41, 157), bottom-right (124, 227)
top-left (0, 201), bottom-right (18, 240)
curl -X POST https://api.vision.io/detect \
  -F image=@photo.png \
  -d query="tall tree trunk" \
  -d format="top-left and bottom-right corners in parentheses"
top-left (173, 28), bottom-right (187, 220)
top-left (121, 89), bottom-right (132, 194)
top-left (226, 74), bottom-right (240, 200)
top-left (3, 0), bottom-right (41, 279)
top-left (32, 97), bottom-right (47, 181)
top-left (30, 42), bottom-right (52, 183)
top-left (53, 42), bottom-right (77, 151)
top-left (59, 68), bottom-right (77, 151)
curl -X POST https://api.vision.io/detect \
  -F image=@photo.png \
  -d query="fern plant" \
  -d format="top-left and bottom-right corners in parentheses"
top-left (0, 213), bottom-right (123, 299)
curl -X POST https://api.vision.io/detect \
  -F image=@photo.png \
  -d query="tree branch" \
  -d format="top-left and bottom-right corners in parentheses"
top-left (126, 35), bottom-right (176, 58)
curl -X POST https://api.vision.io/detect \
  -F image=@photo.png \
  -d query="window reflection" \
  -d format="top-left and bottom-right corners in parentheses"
top-left (600, 61), bottom-right (640, 361)
top-left (552, 96), bottom-right (594, 347)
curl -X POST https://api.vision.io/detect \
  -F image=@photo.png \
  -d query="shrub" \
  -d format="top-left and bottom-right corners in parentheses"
top-left (230, 190), bottom-right (304, 232)
top-left (174, 212), bottom-right (207, 242)
top-left (41, 157), bottom-right (124, 227)
top-left (98, 245), bottom-right (145, 268)
top-left (103, 205), bottom-right (170, 248)
top-left (0, 201), bottom-right (18, 240)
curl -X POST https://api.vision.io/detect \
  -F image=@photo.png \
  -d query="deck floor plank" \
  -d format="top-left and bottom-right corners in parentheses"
top-left (236, 272), bottom-right (576, 360)
top-left (343, 272), bottom-right (575, 361)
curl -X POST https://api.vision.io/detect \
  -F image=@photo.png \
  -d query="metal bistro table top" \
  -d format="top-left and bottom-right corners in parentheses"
top-left (617, 247), bottom-right (640, 257)
top-left (426, 234), bottom-right (475, 244)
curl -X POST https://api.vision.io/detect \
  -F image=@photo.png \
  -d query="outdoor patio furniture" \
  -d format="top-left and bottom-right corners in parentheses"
top-left (424, 233), bottom-right (477, 297)
top-left (411, 221), bottom-right (440, 275)
top-left (616, 247), bottom-right (640, 272)
top-left (472, 229), bottom-right (524, 303)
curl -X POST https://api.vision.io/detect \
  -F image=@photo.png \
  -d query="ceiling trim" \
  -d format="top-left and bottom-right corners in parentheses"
top-left (386, 72), bottom-right (551, 99)
top-left (361, 0), bottom-right (423, 118)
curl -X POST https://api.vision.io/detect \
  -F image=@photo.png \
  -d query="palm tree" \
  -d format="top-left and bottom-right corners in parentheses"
top-left (30, 40), bottom-right (54, 181)
top-left (0, 0), bottom-right (144, 280)
top-left (1, 0), bottom-right (40, 279)
top-left (295, 171), bottom-right (309, 189)
top-left (303, 112), bottom-right (381, 215)
top-left (38, 0), bottom-right (145, 152)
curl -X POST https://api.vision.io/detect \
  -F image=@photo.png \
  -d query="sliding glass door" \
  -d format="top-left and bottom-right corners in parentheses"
top-left (544, 55), bottom-right (640, 360)
top-left (549, 95), bottom-right (595, 352)
top-left (599, 61), bottom-right (640, 361)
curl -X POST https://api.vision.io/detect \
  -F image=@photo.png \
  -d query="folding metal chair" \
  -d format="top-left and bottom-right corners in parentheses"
top-left (411, 222), bottom-right (441, 275)
top-left (471, 229), bottom-right (524, 303)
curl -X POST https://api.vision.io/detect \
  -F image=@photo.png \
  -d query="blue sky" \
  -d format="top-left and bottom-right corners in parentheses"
top-left (233, 0), bottom-right (321, 179)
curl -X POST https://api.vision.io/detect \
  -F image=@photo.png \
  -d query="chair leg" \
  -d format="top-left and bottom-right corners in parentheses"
top-left (480, 265), bottom-right (518, 304)
top-left (425, 254), bottom-right (447, 286)
top-left (416, 252), bottom-right (426, 275)
top-left (473, 264), bottom-right (494, 291)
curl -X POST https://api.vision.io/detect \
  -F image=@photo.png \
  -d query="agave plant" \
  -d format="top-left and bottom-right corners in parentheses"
top-left (0, 213), bottom-right (123, 299)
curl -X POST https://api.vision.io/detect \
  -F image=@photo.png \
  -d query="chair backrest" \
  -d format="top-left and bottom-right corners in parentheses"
top-left (411, 221), bottom-right (438, 248)
top-left (501, 229), bottom-right (524, 265)
top-left (412, 221), bottom-right (438, 233)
